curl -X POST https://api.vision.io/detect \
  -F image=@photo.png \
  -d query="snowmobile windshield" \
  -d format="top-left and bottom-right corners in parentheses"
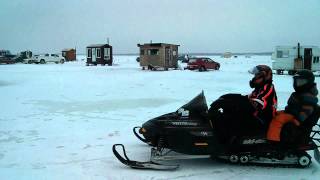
top-left (179, 91), bottom-right (208, 113)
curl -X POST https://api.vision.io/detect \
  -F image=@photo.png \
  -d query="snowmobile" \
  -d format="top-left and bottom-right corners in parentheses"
top-left (112, 92), bottom-right (320, 170)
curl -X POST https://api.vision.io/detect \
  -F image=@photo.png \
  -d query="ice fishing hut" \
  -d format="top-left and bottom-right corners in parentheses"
top-left (223, 52), bottom-right (232, 58)
top-left (86, 44), bottom-right (113, 66)
top-left (137, 43), bottom-right (179, 70)
top-left (62, 48), bottom-right (76, 61)
top-left (272, 43), bottom-right (320, 75)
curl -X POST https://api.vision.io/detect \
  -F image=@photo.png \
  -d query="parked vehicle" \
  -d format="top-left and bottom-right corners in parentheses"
top-left (32, 54), bottom-right (65, 64)
top-left (0, 56), bottom-right (15, 64)
top-left (15, 50), bottom-right (32, 63)
top-left (185, 57), bottom-right (220, 71)
top-left (177, 55), bottom-right (189, 63)
top-left (0, 50), bottom-right (16, 64)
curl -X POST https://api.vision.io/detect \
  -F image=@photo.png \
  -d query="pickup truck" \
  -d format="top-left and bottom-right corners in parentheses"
top-left (31, 54), bottom-right (65, 64)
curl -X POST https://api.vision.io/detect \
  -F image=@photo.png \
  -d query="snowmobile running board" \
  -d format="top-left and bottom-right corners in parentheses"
top-left (150, 148), bottom-right (211, 161)
top-left (112, 144), bottom-right (179, 170)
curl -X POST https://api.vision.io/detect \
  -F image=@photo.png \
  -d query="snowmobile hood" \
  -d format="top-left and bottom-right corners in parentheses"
top-left (179, 91), bottom-right (208, 114)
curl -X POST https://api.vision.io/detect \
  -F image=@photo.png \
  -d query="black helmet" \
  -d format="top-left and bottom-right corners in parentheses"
top-left (293, 70), bottom-right (315, 92)
top-left (249, 65), bottom-right (273, 88)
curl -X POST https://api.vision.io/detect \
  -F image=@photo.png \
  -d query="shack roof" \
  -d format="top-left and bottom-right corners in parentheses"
top-left (62, 48), bottom-right (76, 52)
top-left (137, 43), bottom-right (180, 47)
top-left (87, 44), bottom-right (112, 48)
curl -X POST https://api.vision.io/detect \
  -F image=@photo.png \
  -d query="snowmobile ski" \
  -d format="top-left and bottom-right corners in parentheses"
top-left (112, 144), bottom-right (179, 170)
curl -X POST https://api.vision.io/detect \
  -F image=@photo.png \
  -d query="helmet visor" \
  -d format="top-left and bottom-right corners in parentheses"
top-left (294, 77), bottom-right (309, 87)
top-left (248, 66), bottom-right (260, 75)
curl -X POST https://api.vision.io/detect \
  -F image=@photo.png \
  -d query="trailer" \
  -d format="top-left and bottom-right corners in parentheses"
top-left (271, 43), bottom-right (320, 75)
top-left (137, 43), bottom-right (179, 70)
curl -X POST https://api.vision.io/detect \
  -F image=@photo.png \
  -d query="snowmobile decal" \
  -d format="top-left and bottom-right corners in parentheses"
top-left (242, 139), bottom-right (267, 144)
top-left (170, 121), bottom-right (198, 126)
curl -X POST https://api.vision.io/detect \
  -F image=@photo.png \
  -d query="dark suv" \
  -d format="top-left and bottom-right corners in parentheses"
top-left (185, 57), bottom-right (220, 71)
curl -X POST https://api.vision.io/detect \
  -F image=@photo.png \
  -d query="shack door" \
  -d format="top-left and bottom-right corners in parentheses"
top-left (304, 48), bottom-right (312, 70)
top-left (165, 47), bottom-right (171, 68)
top-left (104, 48), bottom-right (110, 60)
top-left (92, 48), bottom-right (96, 62)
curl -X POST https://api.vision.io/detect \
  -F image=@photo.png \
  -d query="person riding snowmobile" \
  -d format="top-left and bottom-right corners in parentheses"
top-left (248, 65), bottom-right (278, 130)
top-left (267, 70), bottom-right (319, 144)
top-left (207, 65), bottom-right (277, 145)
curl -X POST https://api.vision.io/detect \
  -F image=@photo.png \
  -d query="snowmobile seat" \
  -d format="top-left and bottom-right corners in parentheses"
top-left (208, 93), bottom-right (264, 145)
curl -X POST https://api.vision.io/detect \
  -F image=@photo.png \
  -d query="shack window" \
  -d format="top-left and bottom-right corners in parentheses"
top-left (140, 50), bottom-right (145, 55)
top-left (173, 50), bottom-right (177, 56)
top-left (104, 48), bottom-right (110, 60)
top-left (87, 48), bottom-right (91, 58)
top-left (148, 49), bottom-right (159, 55)
top-left (277, 50), bottom-right (289, 58)
top-left (314, 56), bottom-right (320, 63)
top-left (97, 49), bottom-right (101, 58)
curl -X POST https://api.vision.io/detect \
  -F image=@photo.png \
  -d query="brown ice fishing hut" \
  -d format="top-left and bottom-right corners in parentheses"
top-left (137, 43), bottom-right (179, 70)
top-left (62, 48), bottom-right (76, 61)
top-left (86, 44), bottom-right (113, 66)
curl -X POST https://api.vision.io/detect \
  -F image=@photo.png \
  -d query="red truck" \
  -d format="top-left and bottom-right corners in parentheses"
top-left (185, 57), bottom-right (220, 71)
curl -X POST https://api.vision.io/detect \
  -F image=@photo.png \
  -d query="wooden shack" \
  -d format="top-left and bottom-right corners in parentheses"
top-left (137, 43), bottom-right (179, 70)
top-left (223, 52), bottom-right (232, 58)
top-left (86, 44), bottom-right (113, 66)
top-left (62, 48), bottom-right (76, 61)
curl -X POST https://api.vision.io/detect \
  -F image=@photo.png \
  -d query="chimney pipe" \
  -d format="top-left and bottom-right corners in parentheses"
top-left (297, 42), bottom-right (300, 58)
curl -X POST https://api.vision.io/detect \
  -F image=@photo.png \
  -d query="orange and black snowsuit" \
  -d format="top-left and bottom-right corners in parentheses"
top-left (267, 86), bottom-right (318, 142)
top-left (249, 83), bottom-right (278, 129)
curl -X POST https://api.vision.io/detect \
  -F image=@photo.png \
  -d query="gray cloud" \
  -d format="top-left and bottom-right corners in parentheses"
top-left (1, 0), bottom-right (320, 54)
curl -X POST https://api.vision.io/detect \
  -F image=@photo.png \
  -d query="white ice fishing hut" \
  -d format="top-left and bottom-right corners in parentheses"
top-left (272, 43), bottom-right (320, 75)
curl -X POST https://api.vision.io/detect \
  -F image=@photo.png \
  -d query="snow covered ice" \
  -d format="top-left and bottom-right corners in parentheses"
top-left (0, 55), bottom-right (320, 180)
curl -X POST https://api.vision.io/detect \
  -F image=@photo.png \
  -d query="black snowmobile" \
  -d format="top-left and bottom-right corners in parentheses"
top-left (113, 92), bottom-right (320, 170)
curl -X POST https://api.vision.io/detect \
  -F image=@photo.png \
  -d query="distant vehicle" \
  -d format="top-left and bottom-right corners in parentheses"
top-left (185, 57), bottom-right (220, 71)
top-left (0, 50), bottom-right (16, 64)
top-left (32, 54), bottom-right (65, 64)
top-left (0, 56), bottom-right (15, 64)
top-left (15, 50), bottom-right (32, 63)
top-left (177, 55), bottom-right (189, 63)
top-left (0, 50), bottom-right (15, 58)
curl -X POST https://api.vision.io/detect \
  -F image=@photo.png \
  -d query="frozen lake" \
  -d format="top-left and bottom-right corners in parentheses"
top-left (0, 55), bottom-right (319, 180)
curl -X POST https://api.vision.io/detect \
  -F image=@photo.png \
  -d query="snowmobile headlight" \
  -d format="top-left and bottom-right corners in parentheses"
top-left (140, 128), bottom-right (147, 134)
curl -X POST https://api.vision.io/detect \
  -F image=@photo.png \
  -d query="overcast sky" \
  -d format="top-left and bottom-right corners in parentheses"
top-left (1, 0), bottom-right (320, 54)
